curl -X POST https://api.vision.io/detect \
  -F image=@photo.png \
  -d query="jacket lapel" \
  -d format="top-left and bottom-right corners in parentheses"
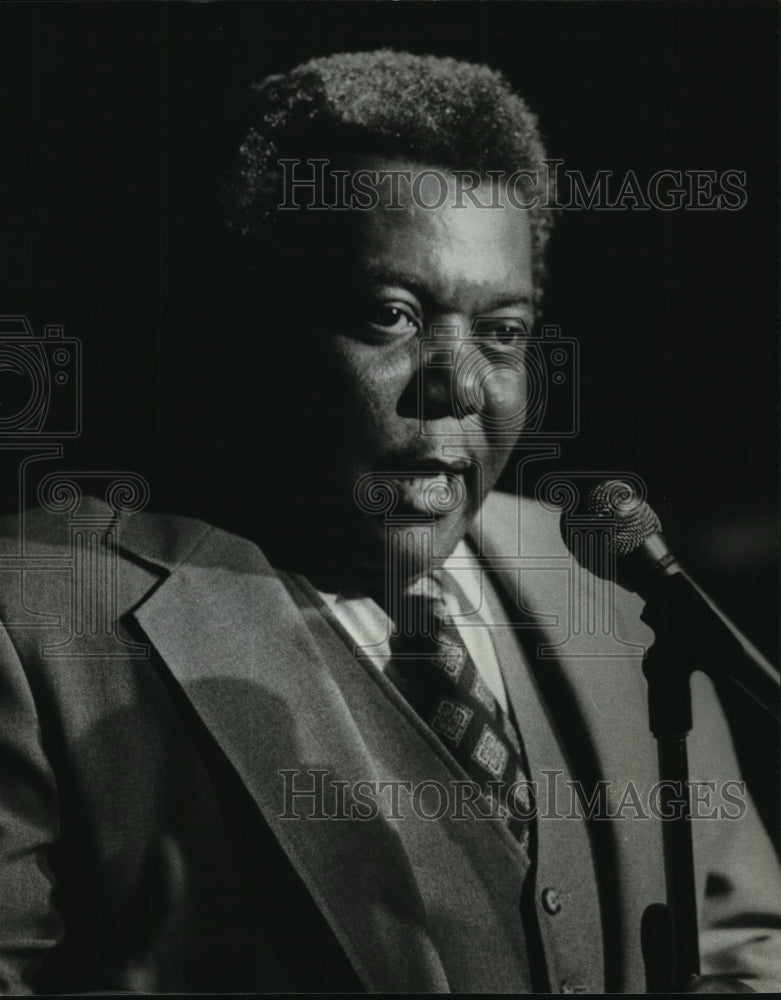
top-left (118, 517), bottom-right (448, 993)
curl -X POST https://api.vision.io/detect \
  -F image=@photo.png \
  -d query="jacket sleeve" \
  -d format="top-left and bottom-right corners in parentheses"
top-left (690, 671), bottom-right (781, 992)
top-left (0, 621), bottom-right (62, 995)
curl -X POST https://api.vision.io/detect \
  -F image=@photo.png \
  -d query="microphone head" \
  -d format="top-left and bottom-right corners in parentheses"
top-left (583, 479), bottom-right (662, 557)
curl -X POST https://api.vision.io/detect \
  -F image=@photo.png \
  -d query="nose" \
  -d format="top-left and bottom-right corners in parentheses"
top-left (418, 322), bottom-right (476, 420)
top-left (407, 318), bottom-right (527, 429)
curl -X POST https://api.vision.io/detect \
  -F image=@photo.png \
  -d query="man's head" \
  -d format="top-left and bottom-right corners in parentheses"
top-left (221, 50), bottom-right (554, 591)
top-left (223, 49), bottom-right (552, 303)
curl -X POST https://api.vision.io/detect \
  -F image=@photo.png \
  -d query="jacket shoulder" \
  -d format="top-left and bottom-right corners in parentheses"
top-left (480, 489), bottom-right (651, 642)
top-left (0, 497), bottom-right (213, 571)
top-left (480, 490), bottom-right (567, 557)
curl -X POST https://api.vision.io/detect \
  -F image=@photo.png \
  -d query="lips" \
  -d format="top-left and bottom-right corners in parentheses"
top-left (374, 456), bottom-right (473, 515)
top-left (375, 455), bottom-right (472, 475)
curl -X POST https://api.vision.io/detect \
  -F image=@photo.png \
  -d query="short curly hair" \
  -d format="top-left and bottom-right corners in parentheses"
top-left (222, 49), bottom-right (554, 302)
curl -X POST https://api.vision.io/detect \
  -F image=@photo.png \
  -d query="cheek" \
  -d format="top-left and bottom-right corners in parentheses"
top-left (330, 339), bottom-right (415, 436)
top-left (481, 366), bottom-right (528, 409)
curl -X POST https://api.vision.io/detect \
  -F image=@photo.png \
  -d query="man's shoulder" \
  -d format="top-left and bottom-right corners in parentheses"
top-left (0, 498), bottom-right (281, 599)
top-left (0, 497), bottom-right (214, 568)
top-left (480, 489), bottom-right (566, 557)
top-left (480, 489), bottom-right (650, 638)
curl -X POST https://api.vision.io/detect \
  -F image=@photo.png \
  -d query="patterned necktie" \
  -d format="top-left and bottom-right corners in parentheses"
top-left (385, 572), bottom-right (533, 848)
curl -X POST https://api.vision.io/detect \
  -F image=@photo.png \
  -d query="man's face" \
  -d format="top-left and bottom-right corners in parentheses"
top-left (280, 159), bottom-right (535, 590)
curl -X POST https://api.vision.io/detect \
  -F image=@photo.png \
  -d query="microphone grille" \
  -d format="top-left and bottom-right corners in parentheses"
top-left (585, 480), bottom-right (662, 556)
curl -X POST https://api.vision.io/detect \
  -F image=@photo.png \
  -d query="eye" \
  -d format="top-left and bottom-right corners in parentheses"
top-left (474, 317), bottom-right (531, 347)
top-left (369, 303), bottom-right (420, 337)
top-left (367, 302), bottom-right (420, 337)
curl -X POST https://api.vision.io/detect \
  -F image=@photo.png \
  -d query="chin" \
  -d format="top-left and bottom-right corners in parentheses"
top-left (346, 510), bottom-right (472, 592)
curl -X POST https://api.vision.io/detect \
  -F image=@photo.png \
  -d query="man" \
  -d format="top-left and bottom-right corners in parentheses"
top-left (0, 50), bottom-right (778, 994)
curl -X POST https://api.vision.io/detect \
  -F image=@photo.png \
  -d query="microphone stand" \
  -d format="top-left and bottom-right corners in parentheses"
top-left (641, 580), bottom-right (700, 993)
top-left (638, 570), bottom-right (779, 992)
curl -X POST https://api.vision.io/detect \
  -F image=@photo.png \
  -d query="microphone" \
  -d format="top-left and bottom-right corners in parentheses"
top-left (562, 479), bottom-right (779, 719)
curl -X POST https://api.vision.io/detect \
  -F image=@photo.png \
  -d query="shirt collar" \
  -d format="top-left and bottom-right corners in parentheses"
top-left (318, 539), bottom-right (480, 619)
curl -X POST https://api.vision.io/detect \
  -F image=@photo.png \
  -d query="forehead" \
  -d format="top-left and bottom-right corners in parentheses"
top-left (344, 158), bottom-right (533, 307)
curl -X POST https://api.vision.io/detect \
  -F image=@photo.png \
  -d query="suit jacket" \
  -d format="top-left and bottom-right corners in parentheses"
top-left (0, 492), bottom-right (778, 994)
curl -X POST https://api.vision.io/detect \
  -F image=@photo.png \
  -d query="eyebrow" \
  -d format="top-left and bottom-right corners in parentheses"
top-left (358, 264), bottom-right (533, 313)
top-left (359, 265), bottom-right (430, 302)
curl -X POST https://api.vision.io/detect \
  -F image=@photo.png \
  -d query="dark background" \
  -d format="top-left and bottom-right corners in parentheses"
top-left (2, 4), bottom-right (778, 658)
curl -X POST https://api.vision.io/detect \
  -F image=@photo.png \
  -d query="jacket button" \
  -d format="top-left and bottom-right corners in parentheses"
top-left (541, 887), bottom-right (562, 915)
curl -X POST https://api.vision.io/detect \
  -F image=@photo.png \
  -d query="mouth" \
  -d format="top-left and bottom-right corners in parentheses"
top-left (376, 455), bottom-right (472, 474)
top-left (373, 456), bottom-right (473, 515)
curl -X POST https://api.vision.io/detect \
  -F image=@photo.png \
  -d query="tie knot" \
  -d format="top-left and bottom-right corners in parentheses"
top-left (404, 571), bottom-right (444, 604)
top-left (388, 573), bottom-right (449, 642)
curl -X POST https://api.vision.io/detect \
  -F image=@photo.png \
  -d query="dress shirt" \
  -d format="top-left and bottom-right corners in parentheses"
top-left (317, 541), bottom-right (511, 713)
